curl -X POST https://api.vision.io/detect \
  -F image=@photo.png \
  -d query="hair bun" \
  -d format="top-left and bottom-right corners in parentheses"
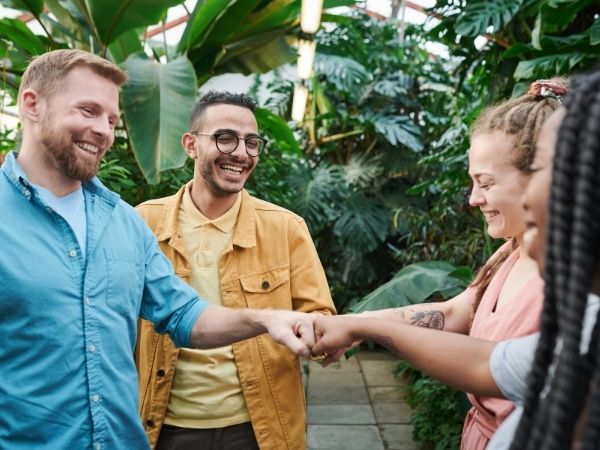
top-left (528, 79), bottom-right (567, 99)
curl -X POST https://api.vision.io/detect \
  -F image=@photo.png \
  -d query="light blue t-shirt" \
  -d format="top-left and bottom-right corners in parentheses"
top-left (34, 183), bottom-right (87, 260)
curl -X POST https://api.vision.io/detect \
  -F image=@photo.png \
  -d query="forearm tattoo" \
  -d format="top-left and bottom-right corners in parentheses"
top-left (393, 308), bottom-right (445, 330)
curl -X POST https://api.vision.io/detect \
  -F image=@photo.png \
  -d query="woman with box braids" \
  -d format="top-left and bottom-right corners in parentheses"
top-left (509, 70), bottom-right (600, 450)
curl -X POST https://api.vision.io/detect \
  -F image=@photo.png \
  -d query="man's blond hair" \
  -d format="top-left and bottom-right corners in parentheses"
top-left (18, 49), bottom-right (127, 111)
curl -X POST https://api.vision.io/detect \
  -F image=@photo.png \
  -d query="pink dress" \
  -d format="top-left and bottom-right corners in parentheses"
top-left (460, 242), bottom-right (544, 450)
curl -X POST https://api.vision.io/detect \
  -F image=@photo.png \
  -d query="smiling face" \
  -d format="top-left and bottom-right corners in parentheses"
top-left (522, 109), bottom-right (564, 273)
top-left (468, 131), bottom-right (529, 240)
top-left (185, 103), bottom-right (259, 199)
top-left (38, 66), bottom-right (120, 181)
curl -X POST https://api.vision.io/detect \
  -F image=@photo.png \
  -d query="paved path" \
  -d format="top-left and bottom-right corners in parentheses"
top-left (303, 350), bottom-right (418, 450)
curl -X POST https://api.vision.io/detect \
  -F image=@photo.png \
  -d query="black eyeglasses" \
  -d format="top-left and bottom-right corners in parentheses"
top-left (190, 131), bottom-right (267, 157)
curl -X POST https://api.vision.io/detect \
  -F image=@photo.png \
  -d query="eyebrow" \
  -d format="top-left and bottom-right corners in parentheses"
top-left (213, 128), bottom-right (260, 138)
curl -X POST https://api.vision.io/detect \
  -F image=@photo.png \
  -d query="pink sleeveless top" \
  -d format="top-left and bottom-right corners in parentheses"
top-left (461, 242), bottom-right (544, 450)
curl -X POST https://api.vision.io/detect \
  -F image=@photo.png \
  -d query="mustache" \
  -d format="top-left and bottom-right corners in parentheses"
top-left (215, 155), bottom-right (253, 169)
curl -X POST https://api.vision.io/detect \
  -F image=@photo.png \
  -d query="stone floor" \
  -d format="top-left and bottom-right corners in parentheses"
top-left (303, 350), bottom-right (418, 450)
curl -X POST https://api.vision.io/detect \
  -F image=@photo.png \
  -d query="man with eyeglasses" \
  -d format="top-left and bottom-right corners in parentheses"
top-left (135, 91), bottom-right (335, 450)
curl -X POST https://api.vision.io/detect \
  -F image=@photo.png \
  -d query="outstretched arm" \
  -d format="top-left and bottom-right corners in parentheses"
top-left (190, 305), bottom-right (316, 358)
top-left (312, 315), bottom-right (501, 398)
top-left (358, 288), bottom-right (475, 334)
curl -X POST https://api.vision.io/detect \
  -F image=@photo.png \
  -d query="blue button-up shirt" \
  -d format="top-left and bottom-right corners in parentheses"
top-left (0, 152), bottom-right (208, 449)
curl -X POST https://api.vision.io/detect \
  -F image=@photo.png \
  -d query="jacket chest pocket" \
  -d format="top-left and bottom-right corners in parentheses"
top-left (239, 266), bottom-right (291, 309)
top-left (104, 249), bottom-right (143, 317)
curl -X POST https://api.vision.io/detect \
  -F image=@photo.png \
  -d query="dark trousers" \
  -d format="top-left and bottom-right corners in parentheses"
top-left (155, 422), bottom-right (260, 450)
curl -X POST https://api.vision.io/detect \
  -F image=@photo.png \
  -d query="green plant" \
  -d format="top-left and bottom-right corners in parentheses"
top-left (397, 361), bottom-right (471, 450)
top-left (348, 261), bottom-right (472, 313)
top-left (0, 0), bottom-right (354, 183)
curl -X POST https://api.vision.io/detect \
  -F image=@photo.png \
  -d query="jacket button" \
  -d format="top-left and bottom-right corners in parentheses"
top-left (146, 419), bottom-right (154, 427)
top-left (157, 369), bottom-right (165, 377)
top-left (261, 280), bottom-right (270, 290)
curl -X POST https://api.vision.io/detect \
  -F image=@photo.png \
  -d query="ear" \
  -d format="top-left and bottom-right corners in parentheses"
top-left (20, 89), bottom-right (44, 123)
top-left (181, 132), bottom-right (197, 160)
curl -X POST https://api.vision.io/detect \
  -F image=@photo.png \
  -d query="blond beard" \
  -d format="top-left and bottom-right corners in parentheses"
top-left (40, 118), bottom-right (103, 182)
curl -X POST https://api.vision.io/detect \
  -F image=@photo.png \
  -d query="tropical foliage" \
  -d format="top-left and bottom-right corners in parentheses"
top-left (0, 0), bottom-right (353, 182)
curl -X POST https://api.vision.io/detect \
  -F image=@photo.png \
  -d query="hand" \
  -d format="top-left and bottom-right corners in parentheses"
top-left (312, 316), bottom-right (363, 366)
top-left (266, 311), bottom-right (316, 358)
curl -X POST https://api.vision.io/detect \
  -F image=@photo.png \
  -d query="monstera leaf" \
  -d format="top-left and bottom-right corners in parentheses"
top-left (455, 0), bottom-right (524, 37)
top-left (121, 54), bottom-right (196, 184)
top-left (333, 194), bottom-right (389, 253)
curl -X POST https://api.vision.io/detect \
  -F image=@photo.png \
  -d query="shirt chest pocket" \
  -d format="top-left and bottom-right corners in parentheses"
top-left (239, 266), bottom-right (291, 309)
top-left (104, 249), bottom-right (143, 317)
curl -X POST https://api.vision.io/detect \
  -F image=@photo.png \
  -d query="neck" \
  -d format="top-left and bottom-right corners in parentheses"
top-left (189, 180), bottom-right (238, 220)
top-left (18, 136), bottom-right (81, 197)
top-left (515, 235), bottom-right (539, 270)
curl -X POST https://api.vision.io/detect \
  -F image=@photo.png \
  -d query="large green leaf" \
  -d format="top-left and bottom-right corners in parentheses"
top-left (86, 0), bottom-right (182, 45)
top-left (288, 164), bottom-right (347, 233)
top-left (372, 115), bottom-right (423, 152)
top-left (343, 153), bottom-right (383, 189)
top-left (513, 52), bottom-right (587, 80)
top-left (314, 54), bottom-right (371, 93)
top-left (237, 0), bottom-right (358, 39)
top-left (108, 29), bottom-right (143, 63)
top-left (177, 0), bottom-right (239, 53)
top-left (455, 0), bottom-right (524, 37)
top-left (121, 54), bottom-right (196, 184)
top-left (538, 0), bottom-right (597, 33)
top-left (0, 0), bottom-right (43, 15)
top-left (333, 195), bottom-right (388, 253)
top-left (214, 34), bottom-right (296, 75)
top-left (237, 0), bottom-right (299, 38)
top-left (0, 18), bottom-right (46, 55)
top-left (348, 261), bottom-right (472, 313)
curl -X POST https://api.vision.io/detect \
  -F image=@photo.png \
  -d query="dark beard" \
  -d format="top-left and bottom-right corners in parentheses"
top-left (200, 155), bottom-right (250, 197)
top-left (40, 123), bottom-right (101, 182)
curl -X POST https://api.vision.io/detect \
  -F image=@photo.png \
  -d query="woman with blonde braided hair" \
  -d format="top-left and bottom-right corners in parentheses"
top-left (311, 69), bottom-right (600, 450)
top-left (350, 79), bottom-right (566, 449)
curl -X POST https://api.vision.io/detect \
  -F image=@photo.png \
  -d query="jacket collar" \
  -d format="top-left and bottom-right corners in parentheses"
top-left (154, 182), bottom-right (256, 249)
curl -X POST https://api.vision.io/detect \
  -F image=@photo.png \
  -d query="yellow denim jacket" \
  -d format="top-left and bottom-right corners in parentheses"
top-left (134, 185), bottom-right (335, 450)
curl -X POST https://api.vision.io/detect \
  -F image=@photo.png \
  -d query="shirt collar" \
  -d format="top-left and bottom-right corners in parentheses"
top-left (181, 186), bottom-right (241, 234)
top-left (1, 151), bottom-right (119, 206)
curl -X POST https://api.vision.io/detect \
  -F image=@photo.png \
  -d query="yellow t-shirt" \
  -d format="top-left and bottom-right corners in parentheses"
top-left (164, 188), bottom-right (250, 428)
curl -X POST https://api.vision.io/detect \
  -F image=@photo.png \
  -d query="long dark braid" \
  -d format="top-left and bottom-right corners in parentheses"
top-left (509, 71), bottom-right (600, 450)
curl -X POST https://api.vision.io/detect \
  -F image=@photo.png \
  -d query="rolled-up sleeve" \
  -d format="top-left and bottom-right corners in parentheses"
top-left (139, 224), bottom-right (208, 348)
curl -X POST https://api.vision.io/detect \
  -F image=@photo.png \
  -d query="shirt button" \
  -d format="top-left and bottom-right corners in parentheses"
top-left (261, 280), bottom-right (270, 290)
top-left (69, 249), bottom-right (77, 257)
top-left (92, 394), bottom-right (100, 402)
top-left (85, 297), bottom-right (91, 305)
top-left (95, 443), bottom-right (102, 450)
top-left (89, 344), bottom-right (96, 353)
